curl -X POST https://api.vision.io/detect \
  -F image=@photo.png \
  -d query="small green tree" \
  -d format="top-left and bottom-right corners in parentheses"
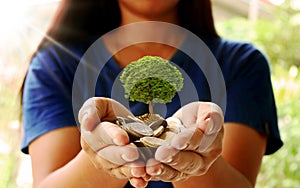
top-left (120, 56), bottom-right (184, 113)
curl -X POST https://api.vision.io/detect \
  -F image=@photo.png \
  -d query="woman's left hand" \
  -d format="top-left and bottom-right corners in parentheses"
top-left (145, 102), bottom-right (224, 182)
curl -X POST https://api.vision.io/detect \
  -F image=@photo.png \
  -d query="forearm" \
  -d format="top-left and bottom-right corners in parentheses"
top-left (36, 150), bottom-right (128, 188)
top-left (173, 156), bottom-right (253, 188)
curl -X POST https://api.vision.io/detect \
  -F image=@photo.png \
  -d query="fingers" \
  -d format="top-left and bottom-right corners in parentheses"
top-left (83, 136), bottom-right (149, 186)
top-left (79, 97), bottom-right (149, 186)
top-left (109, 160), bottom-right (145, 178)
top-left (111, 161), bottom-right (150, 187)
top-left (172, 101), bottom-right (224, 152)
top-left (154, 145), bottom-right (206, 175)
top-left (129, 177), bottom-right (148, 188)
top-left (146, 159), bottom-right (188, 182)
top-left (79, 98), bottom-right (101, 131)
top-left (81, 121), bottom-right (137, 164)
top-left (97, 144), bottom-right (139, 165)
top-left (165, 122), bottom-right (223, 156)
top-left (198, 102), bottom-right (223, 139)
top-left (80, 99), bottom-right (224, 184)
top-left (100, 155), bottom-right (150, 187)
top-left (172, 101), bottom-right (223, 133)
top-left (79, 97), bottom-right (133, 131)
top-left (81, 121), bottom-right (130, 150)
top-left (82, 138), bottom-right (139, 167)
top-left (169, 127), bottom-right (203, 151)
top-left (94, 97), bottom-right (134, 121)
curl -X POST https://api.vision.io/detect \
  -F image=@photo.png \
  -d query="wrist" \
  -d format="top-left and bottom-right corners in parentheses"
top-left (172, 156), bottom-right (252, 188)
top-left (70, 150), bottom-right (129, 188)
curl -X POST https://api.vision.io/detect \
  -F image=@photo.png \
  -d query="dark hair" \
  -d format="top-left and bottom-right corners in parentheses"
top-left (39, 0), bottom-right (218, 48)
top-left (42, 0), bottom-right (121, 45)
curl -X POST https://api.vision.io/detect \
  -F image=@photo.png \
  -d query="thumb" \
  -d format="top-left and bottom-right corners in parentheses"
top-left (79, 97), bottom-right (133, 131)
top-left (196, 102), bottom-right (224, 152)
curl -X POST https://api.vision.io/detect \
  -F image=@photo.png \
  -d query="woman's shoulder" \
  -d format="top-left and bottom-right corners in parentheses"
top-left (35, 41), bottom-right (88, 62)
top-left (210, 38), bottom-right (263, 57)
top-left (208, 38), bottom-right (270, 74)
top-left (27, 41), bottom-right (93, 77)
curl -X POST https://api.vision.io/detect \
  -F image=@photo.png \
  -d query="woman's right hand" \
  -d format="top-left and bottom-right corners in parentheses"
top-left (78, 97), bottom-right (150, 187)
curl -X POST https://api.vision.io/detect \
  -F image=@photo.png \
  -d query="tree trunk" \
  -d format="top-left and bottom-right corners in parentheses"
top-left (149, 101), bottom-right (154, 114)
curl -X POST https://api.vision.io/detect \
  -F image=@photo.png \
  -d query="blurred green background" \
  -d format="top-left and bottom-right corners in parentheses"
top-left (217, 2), bottom-right (300, 186)
top-left (0, 0), bottom-right (299, 187)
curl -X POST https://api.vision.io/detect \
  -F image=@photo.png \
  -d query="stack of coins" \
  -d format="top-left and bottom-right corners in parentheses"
top-left (115, 114), bottom-right (184, 162)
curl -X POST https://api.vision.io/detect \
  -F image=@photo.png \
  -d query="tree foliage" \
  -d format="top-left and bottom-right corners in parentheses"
top-left (120, 56), bottom-right (183, 104)
top-left (216, 0), bottom-right (300, 69)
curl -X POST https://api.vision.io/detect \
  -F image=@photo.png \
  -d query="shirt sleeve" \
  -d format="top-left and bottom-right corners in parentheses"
top-left (21, 49), bottom-right (77, 154)
top-left (224, 43), bottom-right (283, 155)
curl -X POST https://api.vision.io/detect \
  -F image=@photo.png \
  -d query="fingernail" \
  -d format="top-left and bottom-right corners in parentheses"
top-left (131, 169), bottom-right (145, 178)
top-left (175, 143), bottom-right (188, 150)
top-left (121, 154), bottom-right (134, 162)
top-left (80, 112), bottom-right (88, 125)
top-left (113, 138), bottom-right (122, 145)
top-left (80, 112), bottom-right (92, 131)
top-left (205, 119), bottom-right (215, 135)
top-left (166, 117), bottom-right (182, 126)
top-left (143, 174), bottom-right (152, 181)
top-left (162, 156), bottom-right (173, 163)
top-left (155, 166), bottom-right (163, 175)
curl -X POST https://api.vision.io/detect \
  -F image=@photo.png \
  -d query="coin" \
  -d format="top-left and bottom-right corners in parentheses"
top-left (115, 116), bottom-right (135, 126)
top-left (140, 137), bottom-right (165, 148)
top-left (152, 125), bottom-right (165, 137)
top-left (139, 113), bottom-right (164, 125)
top-left (159, 131), bottom-right (176, 140)
top-left (115, 114), bottom-right (184, 162)
top-left (127, 115), bottom-right (145, 124)
top-left (122, 122), bottom-right (154, 141)
top-left (134, 140), bottom-right (155, 162)
top-left (165, 117), bottom-right (185, 134)
top-left (149, 119), bottom-right (167, 130)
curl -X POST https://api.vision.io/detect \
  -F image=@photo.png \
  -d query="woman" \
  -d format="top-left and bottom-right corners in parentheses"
top-left (21, 0), bottom-right (283, 187)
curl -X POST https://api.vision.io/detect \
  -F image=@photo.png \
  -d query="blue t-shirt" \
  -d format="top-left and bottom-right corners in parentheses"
top-left (22, 37), bottom-right (283, 188)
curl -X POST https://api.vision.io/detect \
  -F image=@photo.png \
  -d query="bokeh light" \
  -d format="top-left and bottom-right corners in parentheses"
top-left (0, 1), bottom-right (60, 187)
